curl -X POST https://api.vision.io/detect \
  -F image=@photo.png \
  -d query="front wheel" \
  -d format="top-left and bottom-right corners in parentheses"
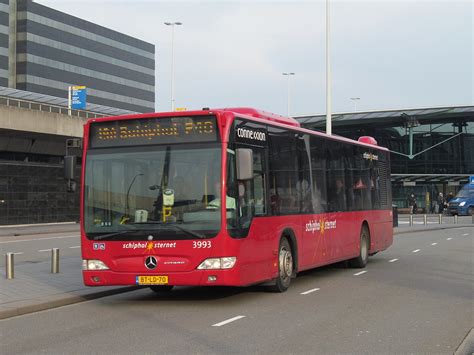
top-left (468, 207), bottom-right (474, 216)
top-left (269, 238), bottom-right (293, 293)
top-left (349, 226), bottom-right (369, 268)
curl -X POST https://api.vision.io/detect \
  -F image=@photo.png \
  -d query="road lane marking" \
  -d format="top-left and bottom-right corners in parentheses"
top-left (212, 315), bottom-right (245, 327)
top-left (431, 243), bottom-right (438, 246)
top-left (462, 233), bottom-right (469, 236)
top-left (0, 235), bottom-right (79, 244)
top-left (447, 238), bottom-right (452, 240)
top-left (412, 249), bottom-right (420, 253)
top-left (38, 249), bottom-right (51, 252)
top-left (13, 252), bottom-right (24, 255)
top-left (388, 258), bottom-right (399, 263)
top-left (354, 271), bottom-right (367, 276)
top-left (69, 246), bottom-right (81, 249)
top-left (301, 288), bottom-right (320, 295)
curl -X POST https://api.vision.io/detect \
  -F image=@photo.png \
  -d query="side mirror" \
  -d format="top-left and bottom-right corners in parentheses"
top-left (64, 155), bottom-right (76, 180)
top-left (236, 148), bottom-right (253, 180)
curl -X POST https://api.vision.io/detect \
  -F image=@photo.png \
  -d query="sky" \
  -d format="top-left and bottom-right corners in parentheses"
top-left (38, 0), bottom-right (473, 117)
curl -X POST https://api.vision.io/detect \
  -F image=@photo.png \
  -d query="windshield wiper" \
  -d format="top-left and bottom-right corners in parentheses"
top-left (167, 224), bottom-right (206, 239)
top-left (91, 231), bottom-right (131, 241)
top-left (130, 222), bottom-right (206, 239)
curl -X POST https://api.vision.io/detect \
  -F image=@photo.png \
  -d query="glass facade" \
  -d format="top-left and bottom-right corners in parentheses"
top-left (10, 0), bottom-right (155, 112)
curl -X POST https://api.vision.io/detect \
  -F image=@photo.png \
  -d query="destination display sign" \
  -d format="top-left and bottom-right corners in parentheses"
top-left (89, 116), bottom-right (218, 148)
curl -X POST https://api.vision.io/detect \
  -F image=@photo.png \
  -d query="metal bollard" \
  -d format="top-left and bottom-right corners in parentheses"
top-left (51, 248), bottom-right (59, 274)
top-left (438, 214), bottom-right (443, 224)
top-left (454, 215), bottom-right (458, 224)
top-left (409, 215), bottom-right (413, 226)
top-left (423, 214), bottom-right (427, 225)
top-left (5, 252), bottom-right (14, 279)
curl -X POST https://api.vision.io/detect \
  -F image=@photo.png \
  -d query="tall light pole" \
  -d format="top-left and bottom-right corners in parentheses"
top-left (164, 21), bottom-right (182, 111)
top-left (350, 97), bottom-right (360, 111)
top-left (282, 72), bottom-right (295, 116)
top-left (326, 0), bottom-right (332, 135)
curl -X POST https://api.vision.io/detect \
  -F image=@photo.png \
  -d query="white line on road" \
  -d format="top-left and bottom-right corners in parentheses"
top-left (462, 233), bottom-right (469, 236)
top-left (0, 235), bottom-right (79, 244)
top-left (354, 271), bottom-right (367, 276)
top-left (431, 243), bottom-right (438, 246)
top-left (388, 258), bottom-right (399, 263)
top-left (212, 315), bottom-right (246, 327)
top-left (412, 249), bottom-right (420, 253)
top-left (69, 246), bottom-right (81, 249)
top-left (447, 238), bottom-right (452, 240)
top-left (38, 249), bottom-right (51, 252)
top-left (301, 288), bottom-right (320, 295)
top-left (13, 252), bottom-right (24, 255)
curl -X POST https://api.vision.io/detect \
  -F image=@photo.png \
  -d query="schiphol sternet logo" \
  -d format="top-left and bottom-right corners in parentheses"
top-left (305, 218), bottom-right (337, 235)
top-left (121, 241), bottom-right (177, 250)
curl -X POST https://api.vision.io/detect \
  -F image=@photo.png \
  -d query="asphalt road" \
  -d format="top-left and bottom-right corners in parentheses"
top-left (1, 227), bottom-right (473, 354)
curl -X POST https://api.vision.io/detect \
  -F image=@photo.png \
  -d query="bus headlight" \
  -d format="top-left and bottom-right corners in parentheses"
top-left (459, 201), bottom-right (466, 206)
top-left (197, 257), bottom-right (236, 270)
top-left (82, 259), bottom-right (109, 270)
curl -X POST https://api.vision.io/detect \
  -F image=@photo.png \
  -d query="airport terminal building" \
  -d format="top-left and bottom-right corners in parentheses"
top-left (296, 106), bottom-right (474, 212)
top-left (0, 0), bottom-right (155, 113)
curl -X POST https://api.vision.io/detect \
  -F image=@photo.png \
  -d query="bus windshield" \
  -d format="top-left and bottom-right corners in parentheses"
top-left (84, 143), bottom-right (222, 240)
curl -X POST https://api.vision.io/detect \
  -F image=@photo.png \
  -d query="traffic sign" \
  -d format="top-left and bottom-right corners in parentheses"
top-left (70, 86), bottom-right (87, 109)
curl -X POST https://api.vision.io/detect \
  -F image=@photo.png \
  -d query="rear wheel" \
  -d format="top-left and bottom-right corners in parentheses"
top-left (150, 285), bottom-right (174, 293)
top-left (468, 207), bottom-right (474, 216)
top-left (269, 238), bottom-right (293, 292)
top-left (349, 226), bottom-right (369, 268)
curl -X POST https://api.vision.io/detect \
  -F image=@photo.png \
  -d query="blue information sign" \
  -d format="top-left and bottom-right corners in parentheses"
top-left (71, 86), bottom-right (87, 109)
top-left (470, 176), bottom-right (474, 185)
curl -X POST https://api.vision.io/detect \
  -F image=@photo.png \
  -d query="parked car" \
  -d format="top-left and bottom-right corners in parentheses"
top-left (447, 184), bottom-right (474, 216)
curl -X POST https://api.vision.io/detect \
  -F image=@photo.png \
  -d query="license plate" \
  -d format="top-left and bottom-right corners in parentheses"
top-left (136, 275), bottom-right (168, 285)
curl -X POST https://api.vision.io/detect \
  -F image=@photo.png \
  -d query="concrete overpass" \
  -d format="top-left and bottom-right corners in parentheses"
top-left (0, 104), bottom-right (87, 137)
top-left (0, 104), bottom-right (89, 157)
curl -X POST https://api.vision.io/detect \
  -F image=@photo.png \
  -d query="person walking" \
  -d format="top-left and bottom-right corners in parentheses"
top-left (437, 192), bottom-right (445, 214)
top-left (408, 193), bottom-right (417, 214)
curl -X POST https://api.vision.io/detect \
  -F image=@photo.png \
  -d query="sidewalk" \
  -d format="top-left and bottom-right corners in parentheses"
top-left (0, 256), bottom-right (138, 319)
top-left (0, 221), bottom-right (472, 320)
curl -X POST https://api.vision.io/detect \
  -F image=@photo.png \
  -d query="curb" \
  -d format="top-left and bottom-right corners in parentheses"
top-left (0, 286), bottom-right (141, 320)
top-left (455, 328), bottom-right (474, 355)
top-left (0, 222), bottom-right (78, 229)
top-left (0, 227), bottom-right (80, 238)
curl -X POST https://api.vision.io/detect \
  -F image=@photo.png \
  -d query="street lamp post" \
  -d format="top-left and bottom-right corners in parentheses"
top-left (282, 72), bottom-right (295, 116)
top-left (350, 97), bottom-right (360, 111)
top-left (326, 0), bottom-right (332, 135)
top-left (164, 21), bottom-right (182, 111)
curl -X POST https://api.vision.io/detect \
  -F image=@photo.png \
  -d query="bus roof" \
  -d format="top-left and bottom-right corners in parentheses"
top-left (85, 107), bottom-right (387, 151)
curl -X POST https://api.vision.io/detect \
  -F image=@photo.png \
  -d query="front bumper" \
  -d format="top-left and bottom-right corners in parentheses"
top-left (83, 268), bottom-right (242, 287)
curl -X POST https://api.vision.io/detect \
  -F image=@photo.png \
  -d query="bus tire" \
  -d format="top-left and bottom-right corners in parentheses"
top-left (349, 225), bottom-right (369, 268)
top-left (150, 285), bottom-right (174, 293)
top-left (269, 238), bottom-right (293, 293)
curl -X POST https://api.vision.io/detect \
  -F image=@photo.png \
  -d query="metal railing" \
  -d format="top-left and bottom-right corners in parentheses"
top-left (398, 214), bottom-right (473, 226)
top-left (0, 96), bottom-right (106, 119)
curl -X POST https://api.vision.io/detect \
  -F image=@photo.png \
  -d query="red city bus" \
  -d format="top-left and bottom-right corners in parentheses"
top-left (81, 107), bottom-right (393, 292)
